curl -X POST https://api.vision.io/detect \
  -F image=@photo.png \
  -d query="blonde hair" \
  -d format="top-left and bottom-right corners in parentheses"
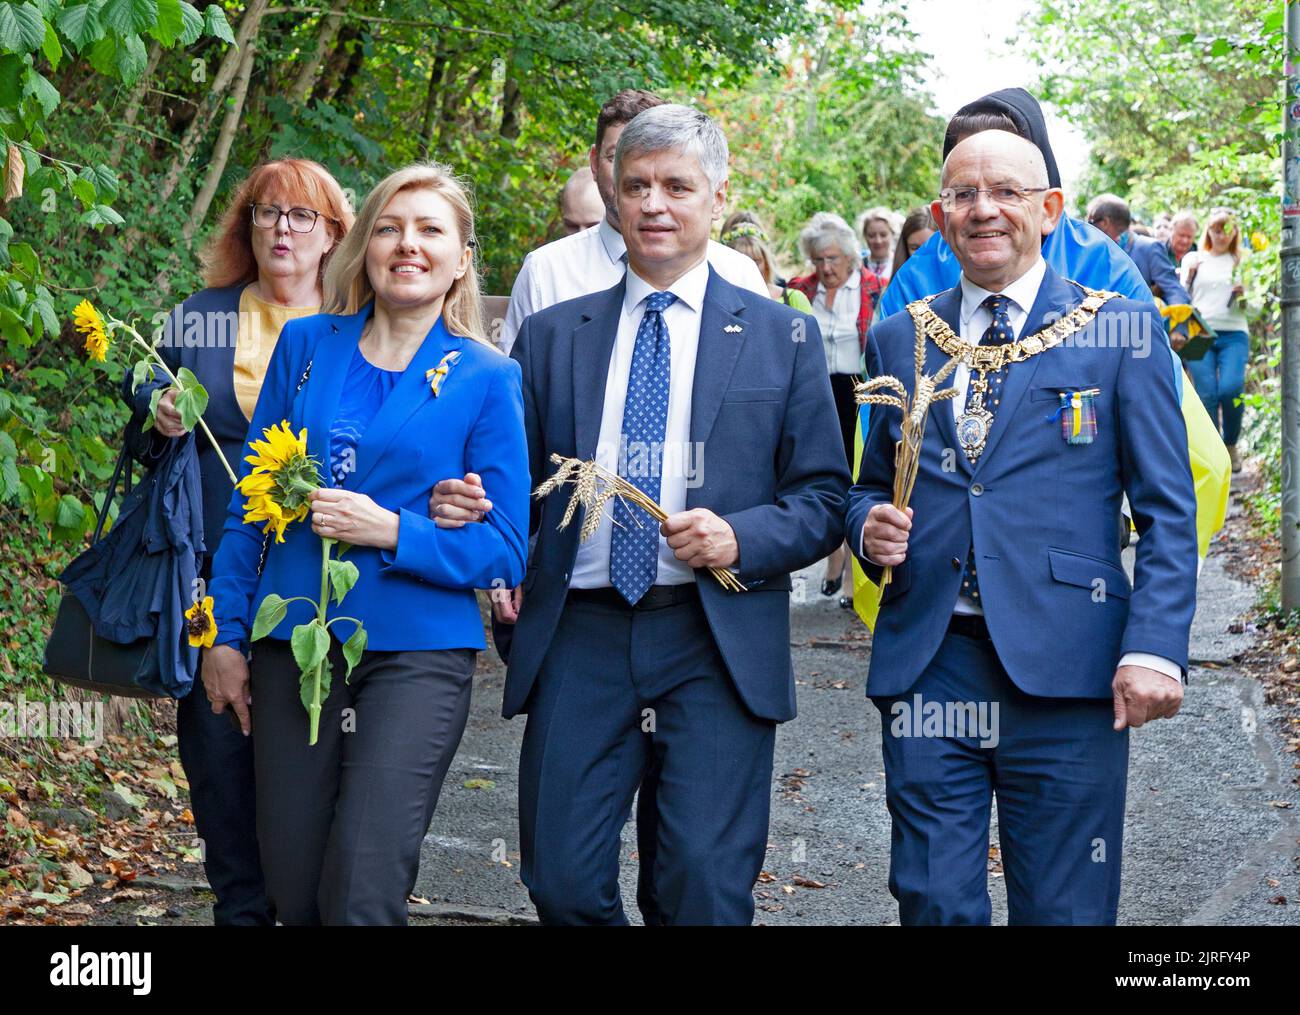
top-left (1200, 206), bottom-right (1243, 266)
top-left (322, 162), bottom-right (491, 348)
top-left (855, 205), bottom-right (902, 246)
top-left (721, 212), bottom-right (775, 284)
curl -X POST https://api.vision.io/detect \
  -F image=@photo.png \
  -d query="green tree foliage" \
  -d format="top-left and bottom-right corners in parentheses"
top-left (0, 0), bottom-right (231, 546)
top-left (702, 2), bottom-right (943, 266)
top-left (1028, 0), bottom-right (1284, 522)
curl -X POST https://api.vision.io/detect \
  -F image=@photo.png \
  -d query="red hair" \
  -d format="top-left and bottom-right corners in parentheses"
top-left (200, 159), bottom-right (355, 288)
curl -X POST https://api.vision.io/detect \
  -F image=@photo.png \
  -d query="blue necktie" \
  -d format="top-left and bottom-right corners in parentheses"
top-left (610, 291), bottom-right (676, 604)
top-left (960, 293), bottom-right (1014, 604)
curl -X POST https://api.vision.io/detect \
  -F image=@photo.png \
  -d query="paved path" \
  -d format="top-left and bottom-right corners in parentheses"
top-left (414, 504), bottom-right (1299, 925)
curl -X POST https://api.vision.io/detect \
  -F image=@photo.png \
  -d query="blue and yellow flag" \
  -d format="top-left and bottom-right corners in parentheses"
top-left (850, 402), bottom-right (883, 630)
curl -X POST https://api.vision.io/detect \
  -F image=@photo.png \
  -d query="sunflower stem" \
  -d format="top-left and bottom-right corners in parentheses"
top-left (125, 330), bottom-right (238, 485)
top-left (308, 537), bottom-right (333, 746)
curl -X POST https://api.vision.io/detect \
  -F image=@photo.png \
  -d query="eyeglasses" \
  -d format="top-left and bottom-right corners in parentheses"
top-left (810, 253), bottom-right (846, 266)
top-left (250, 202), bottom-right (325, 232)
top-left (939, 186), bottom-right (1050, 213)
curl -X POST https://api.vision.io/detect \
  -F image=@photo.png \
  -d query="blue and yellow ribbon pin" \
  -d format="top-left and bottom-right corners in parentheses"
top-left (1045, 387), bottom-right (1100, 444)
top-left (425, 350), bottom-right (461, 397)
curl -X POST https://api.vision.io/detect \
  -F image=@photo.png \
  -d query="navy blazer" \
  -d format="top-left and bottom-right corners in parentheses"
top-left (848, 265), bottom-right (1199, 699)
top-left (124, 284), bottom-right (253, 557)
top-left (503, 268), bottom-right (851, 723)
top-left (208, 303), bottom-right (529, 654)
top-left (1123, 231), bottom-right (1191, 307)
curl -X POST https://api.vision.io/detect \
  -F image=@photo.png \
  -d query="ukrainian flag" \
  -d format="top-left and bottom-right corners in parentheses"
top-left (850, 401), bottom-right (883, 629)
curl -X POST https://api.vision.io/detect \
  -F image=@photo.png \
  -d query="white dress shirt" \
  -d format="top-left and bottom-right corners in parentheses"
top-left (499, 218), bottom-right (767, 352)
top-left (569, 259), bottom-right (711, 589)
top-left (811, 268), bottom-right (863, 375)
top-left (864, 256), bottom-right (1180, 680)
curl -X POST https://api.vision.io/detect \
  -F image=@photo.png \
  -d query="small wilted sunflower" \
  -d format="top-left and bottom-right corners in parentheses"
top-left (185, 596), bottom-right (217, 649)
top-left (237, 420), bottom-right (320, 543)
top-left (72, 299), bottom-right (110, 362)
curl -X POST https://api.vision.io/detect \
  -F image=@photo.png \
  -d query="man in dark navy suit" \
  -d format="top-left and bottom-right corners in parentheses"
top-left (1087, 193), bottom-right (1193, 345)
top-left (495, 105), bottom-right (848, 925)
top-left (848, 131), bottom-right (1198, 925)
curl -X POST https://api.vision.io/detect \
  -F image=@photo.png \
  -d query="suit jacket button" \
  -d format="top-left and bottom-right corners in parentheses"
top-left (970, 483), bottom-right (984, 496)
top-left (950, 557), bottom-right (961, 569)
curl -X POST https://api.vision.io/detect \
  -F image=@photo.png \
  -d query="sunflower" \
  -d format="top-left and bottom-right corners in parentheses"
top-left (72, 299), bottom-right (110, 362)
top-left (236, 420), bottom-right (320, 543)
top-left (185, 596), bottom-right (218, 649)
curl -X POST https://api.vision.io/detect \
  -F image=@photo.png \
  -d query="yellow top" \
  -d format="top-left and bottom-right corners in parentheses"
top-left (234, 286), bottom-right (318, 420)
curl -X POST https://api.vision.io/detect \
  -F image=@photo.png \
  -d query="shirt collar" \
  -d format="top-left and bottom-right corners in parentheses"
top-left (817, 268), bottom-right (861, 296)
top-left (1117, 229), bottom-right (1133, 252)
top-left (598, 217), bottom-right (626, 264)
top-left (624, 257), bottom-right (710, 315)
top-left (959, 257), bottom-right (1047, 326)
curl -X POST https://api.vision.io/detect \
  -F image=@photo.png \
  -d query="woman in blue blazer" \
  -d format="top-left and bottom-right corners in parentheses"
top-left (205, 163), bottom-right (529, 925)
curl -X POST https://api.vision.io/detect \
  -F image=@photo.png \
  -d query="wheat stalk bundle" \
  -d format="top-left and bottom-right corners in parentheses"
top-left (854, 351), bottom-right (961, 589)
top-left (534, 453), bottom-right (747, 593)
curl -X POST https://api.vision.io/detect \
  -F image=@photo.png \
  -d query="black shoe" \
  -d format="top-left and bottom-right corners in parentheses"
top-left (821, 575), bottom-right (842, 597)
top-left (838, 595), bottom-right (853, 610)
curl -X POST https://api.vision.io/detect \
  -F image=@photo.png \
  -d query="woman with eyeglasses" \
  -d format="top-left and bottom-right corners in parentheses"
top-left (121, 159), bottom-right (354, 925)
top-left (786, 212), bottom-right (884, 602)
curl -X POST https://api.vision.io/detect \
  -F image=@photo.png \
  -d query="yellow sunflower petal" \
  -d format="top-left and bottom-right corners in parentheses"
top-left (184, 595), bottom-right (218, 649)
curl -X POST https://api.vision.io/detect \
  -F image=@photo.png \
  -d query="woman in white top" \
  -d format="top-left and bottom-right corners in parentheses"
top-left (1181, 208), bottom-right (1249, 471)
top-left (857, 206), bottom-right (901, 283)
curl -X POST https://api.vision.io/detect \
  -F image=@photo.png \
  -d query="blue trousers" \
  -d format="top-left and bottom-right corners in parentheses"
top-left (518, 596), bottom-right (775, 926)
top-left (871, 632), bottom-right (1128, 925)
top-left (1185, 329), bottom-right (1249, 445)
top-left (176, 657), bottom-right (274, 926)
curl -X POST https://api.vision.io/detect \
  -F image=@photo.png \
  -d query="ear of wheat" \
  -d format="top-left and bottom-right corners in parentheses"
top-left (534, 453), bottom-right (746, 593)
top-left (854, 353), bottom-right (960, 590)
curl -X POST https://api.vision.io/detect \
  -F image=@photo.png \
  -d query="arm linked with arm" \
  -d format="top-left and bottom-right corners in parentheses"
top-left (380, 357), bottom-right (530, 590)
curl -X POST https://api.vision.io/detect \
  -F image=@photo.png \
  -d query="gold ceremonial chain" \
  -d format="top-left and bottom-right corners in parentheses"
top-left (905, 285), bottom-right (1121, 463)
top-left (905, 286), bottom-right (1121, 373)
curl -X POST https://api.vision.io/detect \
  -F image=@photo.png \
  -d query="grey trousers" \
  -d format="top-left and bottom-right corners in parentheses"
top-left (250, 636), bottom-right (476, 925)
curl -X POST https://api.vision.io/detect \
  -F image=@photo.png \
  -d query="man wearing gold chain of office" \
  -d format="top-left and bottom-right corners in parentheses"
top-left (847, 130), bottom-right (1198, 925)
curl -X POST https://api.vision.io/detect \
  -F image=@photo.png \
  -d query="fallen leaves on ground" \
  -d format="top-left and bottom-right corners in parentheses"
top-left (1, 722), bottom-right (205, 926)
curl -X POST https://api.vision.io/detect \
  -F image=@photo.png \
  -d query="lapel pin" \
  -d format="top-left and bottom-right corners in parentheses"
top-left (1045, 387), bottom-right (1100, 444)
top-left (426, 350), bottom-right (462, 397)
top-left (724, 324), bottom-right (743, 333)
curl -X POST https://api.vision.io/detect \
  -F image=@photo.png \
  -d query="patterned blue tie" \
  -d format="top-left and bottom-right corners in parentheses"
top-left (610, 291), bottom-right (676, 604)
top-left (960, 293), bottom-right (1014, 604)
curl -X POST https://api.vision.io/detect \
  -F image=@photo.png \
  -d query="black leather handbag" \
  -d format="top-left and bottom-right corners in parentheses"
top-left (42, 441), bottom-right (166, 698)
